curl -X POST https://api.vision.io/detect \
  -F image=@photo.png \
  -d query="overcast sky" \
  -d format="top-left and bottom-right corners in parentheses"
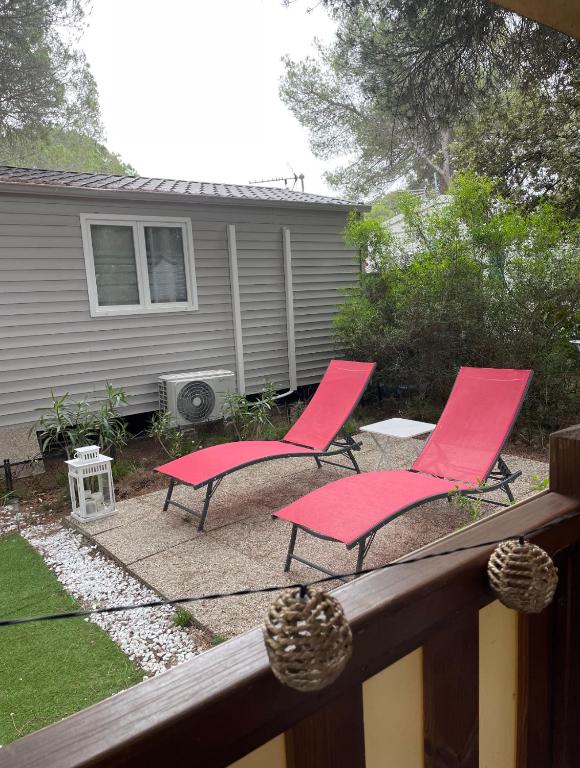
top-left (82, 0), bottom-right (340, 196)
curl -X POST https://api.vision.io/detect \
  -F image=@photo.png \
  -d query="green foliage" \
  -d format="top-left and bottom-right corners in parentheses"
top-left (281, 2), bottom-right (578, 196)
top-left (0, 0), bottom-right (91, 135)
top-left (111, 458), bottom-right (140, 482)
top-left (451, 492), bottom-right (484, 525)
top-left (367, 191), bottom-right (411, 222)
top-left (453, 82), bottom-right (580, 218)
top-left (334, 173), bottom-right (580, 442)
top-left (0, 534), bottom-right (142, 744)
top-left (0, 127), bottom-right (136, 175)
top-left (344, 211), bottom-right (395, 271)
top-left (35, 383), bottom-right (129, 459)
top-left (0, 486), bottom-right (17, 507)
top-left (224, 382), bottom-right (279, 441)
top-left (531, 474), bottom-right (549, 493)
top-left (146, 411), bottom-right (198, 459)
top-left (0, 2), bottom-right (135, 174)
top-left (210, 633), bottom-right (228, 646)
top-left (173, 608), bottom-right (194, 628)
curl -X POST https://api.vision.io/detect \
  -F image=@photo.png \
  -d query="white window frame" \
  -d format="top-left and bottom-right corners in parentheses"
top-left (80, 213), bottom-right (198, 317)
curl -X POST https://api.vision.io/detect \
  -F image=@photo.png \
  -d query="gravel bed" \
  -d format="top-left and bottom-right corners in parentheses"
top-left (14, 522), bottom-right (203, 676)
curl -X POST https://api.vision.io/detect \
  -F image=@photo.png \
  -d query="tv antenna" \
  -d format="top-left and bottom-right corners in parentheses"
top-left (249, 173), bottom-right (305, 192)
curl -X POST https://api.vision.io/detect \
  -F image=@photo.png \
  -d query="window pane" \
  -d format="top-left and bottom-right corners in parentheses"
top-left (90, 225), bottom-right (140, 306)
top-left (144, 226), bottom-right (188, 304)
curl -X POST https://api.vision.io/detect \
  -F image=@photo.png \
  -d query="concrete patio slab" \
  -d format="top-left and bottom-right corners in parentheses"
top-left (71, 434), bottom-right (548, 638)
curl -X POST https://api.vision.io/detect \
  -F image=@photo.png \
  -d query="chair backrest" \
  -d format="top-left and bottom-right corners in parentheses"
top-left (412, 367), bottom-right (533, 484)
top-left (284, 360), bottom-right (376, 451)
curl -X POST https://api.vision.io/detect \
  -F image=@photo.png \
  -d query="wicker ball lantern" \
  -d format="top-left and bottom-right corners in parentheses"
top-left (263, 587), bottom-right (352, 692)
top-left (488, 538), bottom-right (558, 613)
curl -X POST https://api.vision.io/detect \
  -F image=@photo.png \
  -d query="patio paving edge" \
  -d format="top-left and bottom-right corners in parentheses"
top-left (65, 516), bottom-right (214, 636)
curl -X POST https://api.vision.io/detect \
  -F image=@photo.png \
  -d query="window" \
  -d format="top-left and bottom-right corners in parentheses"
top-left (80, 214), bottom-right (197, 316)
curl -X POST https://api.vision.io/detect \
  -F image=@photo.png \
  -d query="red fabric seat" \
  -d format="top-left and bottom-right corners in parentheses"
top-left (156, 441), bottom-right (318, 488)
top-left (155, 359), bottom-right (375, 489)
top-left (411, 367), bottom-right (533, 484)
top-left (276, 367), bottom-right (533, 560)
top-left (275, 470), bottom-right (469, 546)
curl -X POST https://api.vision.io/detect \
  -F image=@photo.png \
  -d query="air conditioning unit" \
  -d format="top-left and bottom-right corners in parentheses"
top-left (158, 370), bottom-right (235, 427)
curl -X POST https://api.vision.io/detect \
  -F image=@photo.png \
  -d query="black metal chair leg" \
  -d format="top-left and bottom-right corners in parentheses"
top-left (314, 456), bottom-right (322, 469)
top-left (197, 481), bottom-right (213, 532)
top-left (284, 524), bottom-right (298, 572)
top-left (498, 456), bottom-right (515, 502)
top-left (347, 449), bottom-right (361, 474)
top-left (504, 483), bottom-right (515, 503)
top-left (163, 479), bottom-right (175, 511)
top-left (356, 538), bottom-right (366, 573)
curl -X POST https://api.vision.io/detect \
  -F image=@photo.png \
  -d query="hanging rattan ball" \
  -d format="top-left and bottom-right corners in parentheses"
top-left (488, 539), bottom-right (558, 613)
top-left (263, 586), bottom-right (352, 692)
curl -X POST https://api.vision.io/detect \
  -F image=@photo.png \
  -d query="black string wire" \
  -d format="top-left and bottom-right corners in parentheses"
top-left (1, 509), bottom-right (578, 628)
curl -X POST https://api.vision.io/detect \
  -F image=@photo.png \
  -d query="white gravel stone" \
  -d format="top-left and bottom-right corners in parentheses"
top-left (20, 523), bottom-right (200, 676)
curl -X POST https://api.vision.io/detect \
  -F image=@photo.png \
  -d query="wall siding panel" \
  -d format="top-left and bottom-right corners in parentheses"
top-left (0, 193), bottom-right (357, 427)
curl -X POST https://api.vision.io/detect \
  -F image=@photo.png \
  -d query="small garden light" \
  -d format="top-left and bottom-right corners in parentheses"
top-left (66, 446), bottom-right (116, 522)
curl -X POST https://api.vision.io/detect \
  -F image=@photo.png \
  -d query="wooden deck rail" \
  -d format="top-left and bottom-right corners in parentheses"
top-left (2, 426), bottom-right (579, 768)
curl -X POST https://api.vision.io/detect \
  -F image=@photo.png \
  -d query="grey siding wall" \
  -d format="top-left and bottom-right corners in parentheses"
top-left (0, 192), bottom-right (358, 428)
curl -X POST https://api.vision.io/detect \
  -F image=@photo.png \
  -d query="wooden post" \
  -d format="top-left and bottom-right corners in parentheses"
top-left (285, 686), bottom-right (366, 768)
top-left (550, 425), bottom-right (580, 498)
top-left (423, 611), bottom-right (479, 768)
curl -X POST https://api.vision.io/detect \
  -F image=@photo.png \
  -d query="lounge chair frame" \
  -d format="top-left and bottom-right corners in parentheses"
top-left (283, 371), bottom-right (532, 579)
top-left (283, 455), bottom-right (521, 581)
top-left (162, 430), bottom-right (363, 532)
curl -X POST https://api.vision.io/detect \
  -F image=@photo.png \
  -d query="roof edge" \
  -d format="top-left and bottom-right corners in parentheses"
top-left (0, 178), bottom-right (370, 212)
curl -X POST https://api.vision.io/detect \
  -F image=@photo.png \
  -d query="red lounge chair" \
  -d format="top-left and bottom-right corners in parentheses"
top-left (275, 367), bottom-right (533, 577)
top-left (156, 360), bottom-right (375, 530)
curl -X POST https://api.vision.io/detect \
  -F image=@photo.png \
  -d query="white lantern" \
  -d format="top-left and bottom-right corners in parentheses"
top-left (66, 446), bottom-right (116, 522)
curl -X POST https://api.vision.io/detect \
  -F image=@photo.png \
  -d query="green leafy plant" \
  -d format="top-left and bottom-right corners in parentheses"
top-left (146, 411), bottom-right (198, 459)
top-left (0, 486), bottom-right (17, 507)
top-left (289, 399), bottom-right (307, 423)
top-left (224, 382), bottom-right (279, 441)
top-left (111, 459), bottom-right (140, 482)
top-left (531, 474), bottom-right (549, 492)
top-left (35, 384), bottom-right (129, 459)
top-left (334, 173), bottom-right (580, 443)
top-left (210, 633), bottom-right (228, 646)
top-left (451, 492), bottom-right (484, 524)
top-left (173, 608), bottom-right (194, 629)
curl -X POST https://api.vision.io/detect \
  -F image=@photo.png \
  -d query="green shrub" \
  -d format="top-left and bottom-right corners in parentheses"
top-left (335, 173), bottom-right (580, 443)
top-left (146, 411), bottom-right (198, 459)
top-left (224, 382), bottom-right (279, 441)
top-left (35, 383), bottom-right (129, 459)
top-left (111, 459), bottom-right (140, 481)
top-left (451, 492), bottom-right (484, 525)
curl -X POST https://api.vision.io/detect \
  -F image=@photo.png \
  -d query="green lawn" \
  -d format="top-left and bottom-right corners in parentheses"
top-left (0, 533), bottom-right (143, 745)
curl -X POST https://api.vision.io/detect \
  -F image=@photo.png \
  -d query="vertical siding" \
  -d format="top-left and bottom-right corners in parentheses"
top-left (235, 224), bottom-right (289, 391)
top-left (291, 222), bottom-right (359, 384)
top-left (0, 194), bottom-right (358, 426)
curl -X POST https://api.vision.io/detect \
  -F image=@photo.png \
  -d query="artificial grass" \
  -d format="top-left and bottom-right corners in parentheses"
top-left (0, 533), bottom-right (143, 745)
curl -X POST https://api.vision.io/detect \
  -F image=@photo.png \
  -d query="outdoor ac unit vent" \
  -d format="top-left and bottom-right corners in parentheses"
top-left (158, 370), bottom-right (235, 427)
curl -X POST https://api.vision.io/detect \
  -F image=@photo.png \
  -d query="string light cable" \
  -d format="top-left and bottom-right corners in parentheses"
top-left (1, 509), bottom-right (579, 629)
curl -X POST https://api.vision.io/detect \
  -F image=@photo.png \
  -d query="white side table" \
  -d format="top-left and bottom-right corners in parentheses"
top-left (360, 417), bottom-right (436, 470)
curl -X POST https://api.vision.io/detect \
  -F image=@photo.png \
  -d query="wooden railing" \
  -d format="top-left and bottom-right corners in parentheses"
top-left (2, 426), bottom-right (579, 768)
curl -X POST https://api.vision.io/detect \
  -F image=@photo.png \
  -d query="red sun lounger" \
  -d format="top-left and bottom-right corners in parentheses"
top-left (275, 367), bottom-right (533, 578)
top-left (155, 360), bottom-right (375, 530)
